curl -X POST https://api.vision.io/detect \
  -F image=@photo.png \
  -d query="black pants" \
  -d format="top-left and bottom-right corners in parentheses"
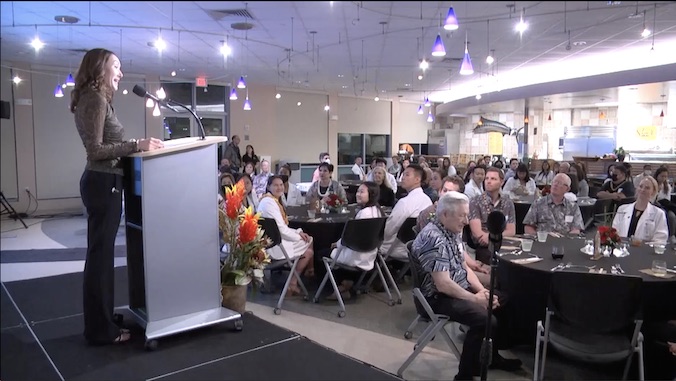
top-left (427, 292), bottom-right (507, 378)
top-left (80, 170), bottom-right (123, 344)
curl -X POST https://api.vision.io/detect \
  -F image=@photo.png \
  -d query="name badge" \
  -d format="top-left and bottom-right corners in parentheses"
top-left (565, 215), bottom-right (573, 223)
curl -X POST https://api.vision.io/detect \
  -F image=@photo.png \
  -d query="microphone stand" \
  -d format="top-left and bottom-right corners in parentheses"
top-left (480, 234), bottom-right (502, 381)
top-left (164, 98), bottom-right (206, 140)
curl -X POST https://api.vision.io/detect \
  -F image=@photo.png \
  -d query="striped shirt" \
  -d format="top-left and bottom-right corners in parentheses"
top-left (411, 220), bottom-right (469, 298)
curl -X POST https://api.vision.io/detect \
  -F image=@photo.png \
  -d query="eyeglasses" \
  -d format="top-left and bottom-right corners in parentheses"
top-left (551, 180), bottom-right (569, 187)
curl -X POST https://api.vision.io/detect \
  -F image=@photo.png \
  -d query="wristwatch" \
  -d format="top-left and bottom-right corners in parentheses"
top-left (129, 138), bottom-right (139, 151)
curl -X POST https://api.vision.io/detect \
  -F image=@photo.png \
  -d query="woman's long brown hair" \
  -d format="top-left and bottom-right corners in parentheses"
top-left (70, 48), bottom-right (116, 113)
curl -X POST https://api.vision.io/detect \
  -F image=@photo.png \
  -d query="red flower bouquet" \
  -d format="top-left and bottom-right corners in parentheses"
top-left (598, 225), bottom-right (621, 247)
top-left (540, 185), bottom-right (551, 196)
top-left (325, 193), bottom-right (347, 210)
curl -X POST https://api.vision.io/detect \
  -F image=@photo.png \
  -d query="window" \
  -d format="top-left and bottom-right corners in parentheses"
top-left (337, 133), bottom-right (390, 165)
top-left (196, 85), bottom-right (226, 113)
top-left (365, 134), bottom-right (390, 165)
top-left (163, 117), bottom-right (191, 140)
top-left (160, 81), bottom-right (192, 106)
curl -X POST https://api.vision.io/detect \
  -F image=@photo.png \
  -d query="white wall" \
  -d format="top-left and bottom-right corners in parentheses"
top-left (337, 96), bottom-right (391, 134)
top-left (275, 90), bottom-right (329, 163)
top-left (1, 66), bottom-right (18, 199)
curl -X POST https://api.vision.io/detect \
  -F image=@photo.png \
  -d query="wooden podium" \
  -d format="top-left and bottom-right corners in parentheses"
top-left (117, 136), bottom-right (241, 350)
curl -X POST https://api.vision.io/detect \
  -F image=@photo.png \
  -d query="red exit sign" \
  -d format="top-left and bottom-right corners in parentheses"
top-left (196, 77), bottom-right (207, 87)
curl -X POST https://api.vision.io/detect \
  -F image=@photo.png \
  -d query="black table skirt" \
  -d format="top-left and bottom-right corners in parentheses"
top-left (495, 236), bottom-right (676, 347)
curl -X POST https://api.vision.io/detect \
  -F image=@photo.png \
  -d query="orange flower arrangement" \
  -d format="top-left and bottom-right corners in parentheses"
top-left (219, 179), bottom-right (270, 287)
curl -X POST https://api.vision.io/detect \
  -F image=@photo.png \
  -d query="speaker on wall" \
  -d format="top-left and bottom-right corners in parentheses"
top-left (0, 101), bottom-right (10, 119)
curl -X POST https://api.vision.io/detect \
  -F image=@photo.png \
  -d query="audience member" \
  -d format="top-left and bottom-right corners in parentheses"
top-left (278, 164), bottom-right (303, 206)
top-left (502, 163), bottom-right (536, 198)
top-left (464, 165), bottom-right (485, 199)
top-left (558, 161), bottom-right (570, 174)
top-left (603, 164), bottom-right (616, 185)
top-left (351, 156), bottom-right (366, 180)
top-left (370, 166), bottom-right (396, 207)
top-left (257, 176), bottom-right (315, 295)
top-left (325, 181), bottom-right (383, 300)
top-left (612, 176), bottom-right (668, 244)
top-left (469, 167), bottom-right (516, 264)
top-left (504, 158), bottom-right (519, 180)
top-left (243, 161), bottom-right (256, 178)
top-left (239, 175), bottom-right (259, 211)
top-left (597, 163), bottom-right (635, 201)
top-left (411, 192), bottom-right (522, 380)
top-left (223, 135), bottom-right (242, 170)
top-left (463, 160), bottom-right (477, 184)
top-left (570, 163), bottom-right (589, 197)
top-left (388, 156), bottom-right (401, 178)
top-left (252, 160), bottom-right (273, 198)
top-left (654, 166), bottom-right (676, 244)
top-left (305, 162), bottom-right (347, 205)
top-left (380, 164), bottom-right (432, 260)
top-left (241, 144), bottom-right (259, 170)
top-left (443, 157), bottom-right (458, 176)
top-left (633, 164), bottom-right (653, 188)
top-left (523, 173), bottom-right (584, 236)
top-left (312, 152), bottom-right (331, 183)
top-left (534, 161), bottom-right (554, 185)
top-left (366, 157), bottom-right (398, 193)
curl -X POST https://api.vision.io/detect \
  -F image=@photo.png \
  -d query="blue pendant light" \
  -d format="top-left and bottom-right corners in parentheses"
top-left (243, 96), bottom-right (252, 111)
top-left (54, 85), bottom-right (64, 98)
top-left (424, 97), bottom-right (431, 107)
top-left (417, 105), bottom-right (423, 115)
top-left (444, 7), bottom-right (459, 31)
top-left (229, 88), bottom-right (238, 100)
top-left (237, 76), bottom-right (246, 89)
top-left (431, 34), bottom-right (446, 57)
top-left (459, 33), bottom-right (474, 75)
top-left (65, 73), bottom-right (75, 87)
top-left (427, 112), bottom-right (434, 123)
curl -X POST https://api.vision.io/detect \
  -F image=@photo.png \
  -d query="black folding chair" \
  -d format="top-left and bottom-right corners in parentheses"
top-left (364, 217), bottom-right (418, 305)
top-left (258, 218), bottom-right (309, 315)
top-left (534, 271), bottom-right (644, 381)
top-left (312, 217), bottom-right (387, 317)
top-left (398, 241), bottom-right (462, 377)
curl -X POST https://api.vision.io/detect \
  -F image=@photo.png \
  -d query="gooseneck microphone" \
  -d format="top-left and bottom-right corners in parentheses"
top-left (132, 84), bottom-right (206, 140)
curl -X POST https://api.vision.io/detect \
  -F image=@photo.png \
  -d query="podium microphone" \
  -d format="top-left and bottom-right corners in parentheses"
top-left (132, 84), bottom-right (206, 140)
top-left (480, 210), bottom-right (506, 381)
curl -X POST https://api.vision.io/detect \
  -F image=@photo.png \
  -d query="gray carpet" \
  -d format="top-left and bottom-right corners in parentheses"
top-left (1, 246), bottom-right (127, 263)
top-left (40, 216), bottom-right (126, 249)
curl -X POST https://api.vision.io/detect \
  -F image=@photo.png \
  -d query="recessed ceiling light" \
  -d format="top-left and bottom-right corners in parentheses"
top-left (572, 41), bottom-right (587, 46)
top-left (54, 15), bottom-right (79, 24)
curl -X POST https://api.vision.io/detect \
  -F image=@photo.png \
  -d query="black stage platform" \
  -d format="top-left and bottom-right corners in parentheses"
top-left (1, 267), bottom-right (402, 381)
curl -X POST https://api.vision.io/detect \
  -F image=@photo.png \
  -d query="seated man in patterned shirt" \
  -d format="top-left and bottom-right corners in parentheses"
top-left (411, 192), bottom-right (522, 380)
top-left (523, 173), bottom-right (584, 236)
top-left (469, 167), bottom-right (516, 265)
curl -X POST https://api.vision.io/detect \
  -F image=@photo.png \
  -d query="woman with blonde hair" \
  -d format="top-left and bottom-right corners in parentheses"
top-left (612, 176), bottom-right (669, 245)
top-left (371, 166), bottom-right (395, 207)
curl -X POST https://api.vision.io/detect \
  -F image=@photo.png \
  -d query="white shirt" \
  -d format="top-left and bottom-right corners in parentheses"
top-left (282, 183), bottom-right (304, 207)
top-left (464, 179), bottom-right (484, 199)
top-left (447, 165), bottom-right (457, 176)
top-left (380, 187), bottom-right (432, 259)
top-left (330, 206), bottom-right (383, 270)
top-left (633, 173), bottom-right (651, 188)
top-left (534, 171), bottom-right (554, 185)
top-left (351, 163), bottom-right (366, 180)
top-left (657, 183), bottom-right (672, 202)
top-left (502, 177), bottom-right (537, 197)
top-left (366, 171), bottom-right (398, 193)
top-left (257, 197), bottom-right (311, 260)
top-left (612, 202), bottom-right (669, 244)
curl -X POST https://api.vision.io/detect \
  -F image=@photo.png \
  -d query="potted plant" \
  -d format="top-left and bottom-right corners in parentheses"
top-left (219, 179), bottom-right (271, 313)
top-left (613, 147), bottom-right (626, 162)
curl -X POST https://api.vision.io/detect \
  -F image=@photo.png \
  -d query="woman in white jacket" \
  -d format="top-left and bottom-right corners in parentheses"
top-left (258, 176), bottom-right (314, 296)
top-left (327, 181), bottom-right (383, 300)
top-left (612, 176), bottom-right (669, 245)
top-left (502, 163), bottom-right (536, 198)
top-left (278, 164), bottom-right (303, 206)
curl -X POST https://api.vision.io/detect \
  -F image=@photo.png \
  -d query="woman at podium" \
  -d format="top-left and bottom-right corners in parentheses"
top-left (258, 176), bottom-right (315, 297)
top-left (71, 48), bottom-right (163, 345)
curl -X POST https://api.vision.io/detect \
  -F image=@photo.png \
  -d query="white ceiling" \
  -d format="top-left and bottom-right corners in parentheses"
top-left (2, 1), bottom-right (676, 109)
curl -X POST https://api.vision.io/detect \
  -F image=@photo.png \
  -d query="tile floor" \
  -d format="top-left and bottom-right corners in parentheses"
top-left (1, 215), bottom-right (531, 381)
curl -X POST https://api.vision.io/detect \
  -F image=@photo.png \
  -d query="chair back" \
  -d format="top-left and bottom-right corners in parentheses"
top-left (258, 218), bottom-right (282, 248)
top-left (340, 217), bottom-right (387, 252)
top-left (396, 217), bottom-right (418, 244)
top-left (406, 240), bottom-right (431, 319)
top-left (548, 271), bottom-right (642, 334)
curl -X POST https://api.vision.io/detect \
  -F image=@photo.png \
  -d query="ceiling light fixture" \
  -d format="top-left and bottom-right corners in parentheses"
top-left (275, 92), bottom-right (281, 99)
top-left (485, 20), bottom-right (494, 65)
top-left (424, 97), bottom-right (431, 107)
top-left (324, 105), bottom-right (330, 111)
top-left (243, 95), bottom-right (252, 111)
top-left (146, 98), bottom-right (154, 108)
top-left (443, 7), bottom-right (459, 31)
top-left (122, 89), bottom-right (128, 95)
top-left (660, 109), bottom-right (665, 117)
top-left (515, 9), bottom-right (528, 35)
top-left (237, 76), bottom-right (246, 89)
top-left (419, 58), bottom-right (429, 71)
top-left (427, 112), bottom-right (434, 123)
top-left (220, 40), bottom-right (232, 56)
top-left (229, 88), bottom-right (238, 100)
top-left (30, 28), bottom-right (45, 52)
top-left (152, 103), bottom-right (161, 116)
top-left (548, 114), bottom-right (552, 121)
top-left (459, 32), bottom-right (474, 75)
top-left (12, 76), bottom-right (21, 85)
top-left (431, 34), bottom-right (446, 57)
top-left (641, 10), bottom-right (651, 38)
top-left (417, 105), bottom-right (424, 115)
top-left (54, 85), bottom-right (64, 98)
top-left (171, 71), bottom-right (177, 77)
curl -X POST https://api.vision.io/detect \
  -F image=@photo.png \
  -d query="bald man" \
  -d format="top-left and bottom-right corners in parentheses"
top-left (523, 173), bottom-right (584, 236)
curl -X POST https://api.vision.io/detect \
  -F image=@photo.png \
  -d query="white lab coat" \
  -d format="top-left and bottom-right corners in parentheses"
top-left (282, 183), bottom-right (304, 206)
top-left (257, 197), bottom-right (312, 260)
top-left (351, 163), bottom-right (366, 180)
top-left (612, 202), bottom-right (669, 244)
top-left (330, 206), bottom-right (383, 270)
top-left (380, 187), bottom-right (432, 259)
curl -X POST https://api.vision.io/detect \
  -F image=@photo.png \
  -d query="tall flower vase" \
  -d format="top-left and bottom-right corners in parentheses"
top-left (221, 285), bottom-right (247, 313)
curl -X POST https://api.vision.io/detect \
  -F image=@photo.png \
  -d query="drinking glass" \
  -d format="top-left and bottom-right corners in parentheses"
top-left (521, 239), bottom-right (534, 252)
top-left (537, 231), bottom-right (549, 243)
top-left (307, 210), bottom-right (316, 219)
top-left (653, 244), bottom-right (666, 255)
top-left (652, 260), bottom-right (667, 277)
top-left (584, 239), bottom-right (593, 254)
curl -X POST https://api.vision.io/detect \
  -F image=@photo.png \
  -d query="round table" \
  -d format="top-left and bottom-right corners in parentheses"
top-left (512, 196), bottom-right (596, 234)
top-left (495, 236), bottom-right (676, 346)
